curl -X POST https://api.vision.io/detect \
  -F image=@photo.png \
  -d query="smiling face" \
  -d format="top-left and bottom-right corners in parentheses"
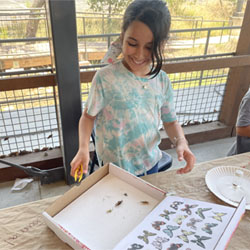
top-left (121, 20), bottom-right (153, 77)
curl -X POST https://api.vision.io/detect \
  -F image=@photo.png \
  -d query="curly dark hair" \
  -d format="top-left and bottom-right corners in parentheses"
top-left (122, 0), bottom-right (171, 78)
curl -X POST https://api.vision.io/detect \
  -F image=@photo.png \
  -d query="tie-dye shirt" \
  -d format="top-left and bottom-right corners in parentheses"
top-left (86, 60), bottom-right (176, 175)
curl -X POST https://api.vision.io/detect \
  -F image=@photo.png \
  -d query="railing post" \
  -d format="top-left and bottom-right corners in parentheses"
top-left (199, 29), bottom-right (211, 85)
top-left (82, 17), bottom-right (87, 60)
top-left (47, 0), bottom-right (82, 184)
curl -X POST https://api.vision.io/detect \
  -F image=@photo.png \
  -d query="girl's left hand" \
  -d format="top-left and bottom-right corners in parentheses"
top-left (175, 141), bottom-right (196, 174)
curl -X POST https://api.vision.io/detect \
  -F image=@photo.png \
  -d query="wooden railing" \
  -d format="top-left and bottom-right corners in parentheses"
top-left (1, 54), bottom-right (250, 91)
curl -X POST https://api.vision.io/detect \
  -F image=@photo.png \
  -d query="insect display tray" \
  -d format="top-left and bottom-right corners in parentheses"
top-left (42, 163), bottom-right (166, 250)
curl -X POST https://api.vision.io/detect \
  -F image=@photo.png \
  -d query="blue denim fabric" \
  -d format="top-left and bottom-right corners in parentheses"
top-left (137, 162), bottom-right (159, 177)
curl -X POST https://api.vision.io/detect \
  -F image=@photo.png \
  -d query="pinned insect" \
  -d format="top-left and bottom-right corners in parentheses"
top-left (159, 209), bottom-right (176, 221)
top-left (186, 218), bottom-right (202, 230)
top-left (181, 204), bottom-right (198, 215)
top-left (163, 225), bottom-right (180, 238)
top-left (195, 207), bottom-right (212, 219)
top-left (170, 201), bottom-right (184, 210)
top-left (115, 200), bottom-right (123, 207)
top-left (174, 214), bottom-right (188, 225)
top-left (167, 243), bottom-right (183, 250)
top-left (151, 236), bottom-right (169, 250)
top-left (106, 200), bottom-right (123, 213)
top-left (127, 243), bottom-right (144, 250)
top-left (211, 212), bottom-right (227, 222)
top-left (202, 223), bottom-right (218, 234)
top-left (137, 230), bottom-right (156, 244)
top-left (191, 235), bottom-right (211, 249)
top-left (177, 229), bottom-right (195, 243)
top-left (152, 221), bottom-right (166, 231)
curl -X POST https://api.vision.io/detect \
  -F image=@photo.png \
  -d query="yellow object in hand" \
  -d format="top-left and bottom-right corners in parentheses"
top-left (74, 164), bottom-right (83, 182)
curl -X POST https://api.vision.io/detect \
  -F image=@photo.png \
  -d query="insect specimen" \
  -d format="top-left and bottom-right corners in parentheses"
top-left (151, 236), bottom-right (169, 250)
top-left (177, 229), bottom-right (195, 243)
top-left (115, 200), bottom-right (123, 207)
top-left (163, 225), bottom-right (180, 238)
top-left (127, 243), bottom-right (144, 250)
top-left (159, 209), bottom-right (176, 220)
top-left (140, 201), bottom-right (149, 205)
top-left (181, 204), bottom-right (198, 215)
top-left (186, 218), bottom-right (202, 230)
top-left (191, 235), bottom-right (212, 249)
top-left (152, 221), bottom-right (166, 231)
top-left (195, 207), bottom-right (212, 219)
top-left (137, 230), bottom-right (156, 244)
top-left (211, 212), bottom-right (227, 222)
top-left (167, 243), bottom-right (183, 250)
top-left (202, 223), bottom-right (218, 234)
top-left (174, 214), bottom-right (188, 225)
top-left (170, 201), bottom-right (184, 210)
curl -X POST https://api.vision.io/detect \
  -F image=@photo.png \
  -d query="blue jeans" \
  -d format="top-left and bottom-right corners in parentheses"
top-left (137, 162), bottom-right (159, 177)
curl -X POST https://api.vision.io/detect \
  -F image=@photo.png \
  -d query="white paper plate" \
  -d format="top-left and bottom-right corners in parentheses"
top-left (205, 166), bottom-right (250, 210)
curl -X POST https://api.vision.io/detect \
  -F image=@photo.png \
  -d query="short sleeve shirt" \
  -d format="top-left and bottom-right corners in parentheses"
top-left (86, 60), bottom-right (177, 175)
top-left (236, 88), bottom-right (250, 127)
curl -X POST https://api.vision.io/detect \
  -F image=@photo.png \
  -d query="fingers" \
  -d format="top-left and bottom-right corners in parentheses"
top-left (82, 164), bottom-right (88, 174)
top-left (177, 164), bottom-right (193, 174)
top-left (178, 155), bottom-right (184, 161)
top-left (176, 149), bottom-right (196, 174)
top-left (70, 161), bottom-right (88, 177)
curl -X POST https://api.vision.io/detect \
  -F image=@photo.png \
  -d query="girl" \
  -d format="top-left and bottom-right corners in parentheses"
top-left (71, 0), bottom-right (195, 177)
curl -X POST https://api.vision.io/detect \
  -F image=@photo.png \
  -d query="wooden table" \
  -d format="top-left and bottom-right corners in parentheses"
top-left (1, 153), bottom-right (250, 250)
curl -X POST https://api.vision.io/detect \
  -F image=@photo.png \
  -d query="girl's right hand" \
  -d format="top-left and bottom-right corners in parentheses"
top-left (70, 148), bottom-right (89, 177)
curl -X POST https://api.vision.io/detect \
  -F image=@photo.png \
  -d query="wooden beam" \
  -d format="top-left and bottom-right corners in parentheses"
top-left (0, 55), bottom-right (52, 70)
top-left (0, 74), bottom-right (56, 91)
top-left (0, 75), bottom-right (56, 91)
top-left (162, 55), bottom-right (250, 73)
top-left (78, 55), bottom-right (250, 83)
top-left (2, 55), bottom-right (250, 90)
top-left (0, 51), bottom-right (104, 71)
top-left (80, 70), bottom-right (96, 83)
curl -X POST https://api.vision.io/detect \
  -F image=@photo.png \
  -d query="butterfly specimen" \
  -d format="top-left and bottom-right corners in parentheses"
top-left (159, 209), bottom-right (176, 220)
top-left (186, 218), bottom-right (202, 230)
top-left (202, 223), bottom-right (218, 234)
top-left (191, 235), bottom-right (212, 249)
top-left (127, 243), bottom-right (144, 250)
top-left (152, 221), bottom-right (166, 231)
top-left (151, 236), bottom-right (169, 250)
top-left (174, 214), bottom-right (188, 225)
top-left (181, 204), bottom-right (199, 215)
top-left (170, 201), bottom-right (184, 210)
top-left (163, 225), bottom-right (180, 238)
top-left (177, 229), bottom-right (195, 243)
top-left (195, 207), bottom-right (212, 219)
top-left (211, 212), bottom-right (227, 222)
top-left (167, 243), bottom-right (183, 250)
top-left (137, 230), bottom-right (156, 244)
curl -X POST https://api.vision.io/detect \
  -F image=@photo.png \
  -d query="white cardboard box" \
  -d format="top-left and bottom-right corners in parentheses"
top-left (42, 163), bottom-right (166, 250)
top-left (43, 163), bottom-right (245, 250)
